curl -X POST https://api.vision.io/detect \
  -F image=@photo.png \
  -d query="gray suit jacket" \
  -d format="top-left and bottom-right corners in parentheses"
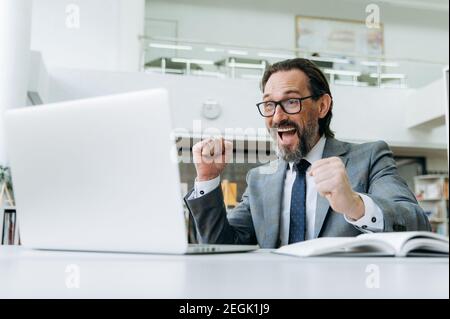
top-left (184, 138), bottom-right (431, 248)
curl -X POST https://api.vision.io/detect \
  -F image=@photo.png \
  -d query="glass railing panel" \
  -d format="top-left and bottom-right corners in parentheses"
top-left (140, 36), bottom-right (447, 88)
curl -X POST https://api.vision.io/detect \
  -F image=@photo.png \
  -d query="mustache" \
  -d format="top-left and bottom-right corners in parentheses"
top-left (269, 120), bottom-right (302, 134)
top-left (271, 119), bottom-right (301, 130)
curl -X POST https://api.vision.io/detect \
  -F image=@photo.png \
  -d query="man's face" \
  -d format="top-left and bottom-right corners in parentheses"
top-left (263, 69), bottom-right (323, 162)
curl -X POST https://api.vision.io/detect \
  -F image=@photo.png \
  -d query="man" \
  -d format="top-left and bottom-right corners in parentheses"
top-left (184, 58), bottom-right (431, 248)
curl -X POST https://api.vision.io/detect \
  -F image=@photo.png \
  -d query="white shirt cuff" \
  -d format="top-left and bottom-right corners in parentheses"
top-left (344, 193), bottom-right (384, 233)
top-left (189, 176), bottom-right (221, 199)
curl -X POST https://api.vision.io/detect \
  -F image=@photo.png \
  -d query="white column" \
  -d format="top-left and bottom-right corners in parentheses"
top-left (0, 0), bottom-right (33, 165)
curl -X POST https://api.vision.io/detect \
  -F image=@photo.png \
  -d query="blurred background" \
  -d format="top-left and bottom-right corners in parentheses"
top-left (0, 0), bottom-right (448, 240)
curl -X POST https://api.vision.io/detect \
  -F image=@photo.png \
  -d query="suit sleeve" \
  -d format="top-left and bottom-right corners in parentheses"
top-left (184, 172), bottom-right (257, 245)
top-left (365, 141), bottom-right (431, 232)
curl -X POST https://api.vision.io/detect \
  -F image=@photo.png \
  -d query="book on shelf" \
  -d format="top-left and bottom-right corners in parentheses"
top-left (414, 175), bottom-right (448, 201)
top-left (274, 231), bottom-right (449, 258)
top-left (222, 179), bottom-right (237, 208)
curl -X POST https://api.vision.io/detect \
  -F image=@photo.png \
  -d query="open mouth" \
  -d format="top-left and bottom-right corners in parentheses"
top-left (277, 127), bottom-right (297, 141)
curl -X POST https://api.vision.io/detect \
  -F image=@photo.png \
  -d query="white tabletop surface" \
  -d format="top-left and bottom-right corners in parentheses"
top-left (0, 246), bottom-right (448, 299)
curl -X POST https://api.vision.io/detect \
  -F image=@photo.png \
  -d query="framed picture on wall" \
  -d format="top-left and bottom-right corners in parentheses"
top-left (295, 16), bottom-right (384, 57)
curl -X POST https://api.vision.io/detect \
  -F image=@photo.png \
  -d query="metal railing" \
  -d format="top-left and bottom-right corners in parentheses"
top-left (139, 35), bottom-right (447, 89)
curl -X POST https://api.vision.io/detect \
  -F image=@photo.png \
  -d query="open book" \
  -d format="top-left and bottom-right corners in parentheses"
top-left (274, 231), bottom-right (449, 257)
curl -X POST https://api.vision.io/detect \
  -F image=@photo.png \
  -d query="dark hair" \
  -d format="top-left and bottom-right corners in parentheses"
top-left (260, 58), bottom-right (335, 138)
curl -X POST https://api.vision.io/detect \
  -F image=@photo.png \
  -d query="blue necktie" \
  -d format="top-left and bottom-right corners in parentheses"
top-left (289, 159), bottom-right (310, 244)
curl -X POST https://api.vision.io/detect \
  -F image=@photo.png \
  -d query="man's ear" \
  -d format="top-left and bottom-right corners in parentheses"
top-left (318, 94), bottom-right (332, 119)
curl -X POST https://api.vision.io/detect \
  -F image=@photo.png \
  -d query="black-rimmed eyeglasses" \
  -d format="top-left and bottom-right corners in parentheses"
top-left (256, 95), bottom-right (320, 117)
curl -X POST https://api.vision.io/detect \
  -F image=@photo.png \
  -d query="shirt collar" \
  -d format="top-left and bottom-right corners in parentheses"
top-left (288, 135), bottom-right (327, 171)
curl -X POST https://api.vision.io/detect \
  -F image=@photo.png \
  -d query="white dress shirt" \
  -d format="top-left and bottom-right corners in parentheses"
top-left (191, 136), bottom-right (384, 244)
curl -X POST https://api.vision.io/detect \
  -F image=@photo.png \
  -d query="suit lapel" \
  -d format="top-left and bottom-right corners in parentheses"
top-left (261, 159), bottom-right (287, 247)
top-left (313, 138), bottom-right (349, 238)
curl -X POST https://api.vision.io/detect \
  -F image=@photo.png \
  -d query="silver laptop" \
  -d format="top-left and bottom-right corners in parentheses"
top-left (4, 89), bottom-right (258, 254)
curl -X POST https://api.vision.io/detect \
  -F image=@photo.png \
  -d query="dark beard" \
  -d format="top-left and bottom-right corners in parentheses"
top-left (269, 118), bottom-right (319, 163)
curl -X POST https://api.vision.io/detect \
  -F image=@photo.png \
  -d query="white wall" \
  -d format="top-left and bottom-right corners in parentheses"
top-left (117, 0), bottom-right (146, 72)
top-left (146, 0), bottom-right (449, 62)
top-left (0, 0), bottom-right (33, 165)
top-left (146, 0), bottom-right (449, 87)
top-left (29, 51), bottom-right (50, 104)
top-left (31, 0), bottom-right (449, 75)
top-left (31, 0), bottom-right (145, 72)
top-left (406, 77), bottom-right (447, 129)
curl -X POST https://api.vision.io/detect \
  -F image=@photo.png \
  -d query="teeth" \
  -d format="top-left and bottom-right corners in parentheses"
top-left (277, 127), bottom-right (296, 133)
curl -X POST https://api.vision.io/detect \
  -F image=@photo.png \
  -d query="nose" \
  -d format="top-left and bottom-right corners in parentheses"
top-left (272, 103), bottom-right (288, 124)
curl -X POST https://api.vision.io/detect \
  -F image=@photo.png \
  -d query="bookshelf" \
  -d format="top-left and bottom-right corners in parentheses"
top-left (414, 175), bottom-right (449, 236)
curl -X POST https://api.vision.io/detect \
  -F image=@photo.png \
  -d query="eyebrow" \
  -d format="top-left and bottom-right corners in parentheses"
top-left (263, 89), bottom-right (302, 100)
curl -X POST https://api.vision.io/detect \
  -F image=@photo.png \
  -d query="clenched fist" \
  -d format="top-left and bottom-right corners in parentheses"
top-left (309, 157), bottom-right (365, 220)
top-left (192, 137), bottom-right (233, 182)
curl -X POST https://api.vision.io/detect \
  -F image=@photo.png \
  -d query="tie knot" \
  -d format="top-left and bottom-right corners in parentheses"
top-left (295, 159), bottom-right (310, 173)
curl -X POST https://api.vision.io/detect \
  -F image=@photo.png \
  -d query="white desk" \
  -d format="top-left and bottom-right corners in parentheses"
top-left (0, 246), bottom-right (448, 299)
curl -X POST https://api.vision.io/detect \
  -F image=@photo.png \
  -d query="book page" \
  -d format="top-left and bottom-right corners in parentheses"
top-left (275, 232), bottom-right (449, 257)
top-left (275, 237), bottom-right (357, 257)
top-left (356, 231), bottom-right (449, 254)
top-left (401, 238), bottom-right (449, 257)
